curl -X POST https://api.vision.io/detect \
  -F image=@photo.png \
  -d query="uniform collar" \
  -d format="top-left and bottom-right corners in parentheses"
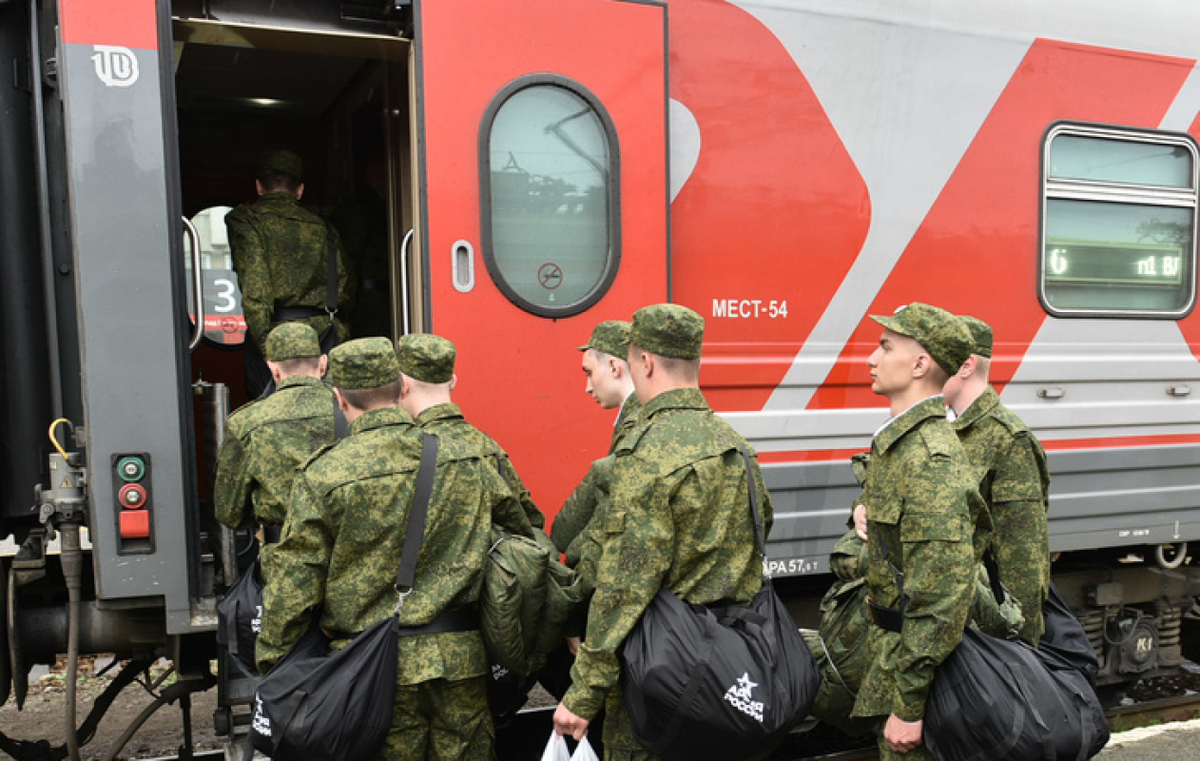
top-left (642, 387), bottom-right (709, 419)
top-left (276, 374), bottom-right (324, 392)
top-left (952, 385), bottom-right (1000, 430)
top-left (872, 396), bottom-right (947, 455)
top-left (414, 402), bottom-right (463, 426)
top-left (349, 405), bottom-right (413, 435)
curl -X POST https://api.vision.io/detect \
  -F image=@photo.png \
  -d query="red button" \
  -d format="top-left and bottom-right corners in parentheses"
top-left (118, 484), bottom-right (147, 509)
top-left (119, 510), bottom-right (150, 539)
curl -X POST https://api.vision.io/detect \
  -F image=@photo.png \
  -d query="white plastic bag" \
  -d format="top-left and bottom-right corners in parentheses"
top-left (571, 736), bottom-right (599, 761)
top-left (541, 732), bottom-right (571, 761)
top-left (541, 732), bottom-right (599, 761)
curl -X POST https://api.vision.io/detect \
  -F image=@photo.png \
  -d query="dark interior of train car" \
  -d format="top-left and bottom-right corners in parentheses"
top-left (171, 17), bottom-right (412, 412)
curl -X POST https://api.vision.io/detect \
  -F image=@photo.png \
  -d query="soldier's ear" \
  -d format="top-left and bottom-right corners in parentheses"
top-left (912, 352), bottom-right (931, 379)
top-left (295, 182), bottom-right (305, 201)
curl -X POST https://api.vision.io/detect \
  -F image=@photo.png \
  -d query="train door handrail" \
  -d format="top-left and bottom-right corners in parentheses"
top-left (183, 216), bottom-right (204, 351)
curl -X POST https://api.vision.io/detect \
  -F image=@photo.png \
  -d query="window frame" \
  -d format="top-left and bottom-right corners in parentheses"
top-left (1039, 121), bottom-right (1200, 319)
top-left (478, 73), bottom-right (621, 318)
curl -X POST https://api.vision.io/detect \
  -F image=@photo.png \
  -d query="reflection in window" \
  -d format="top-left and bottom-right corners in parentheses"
top-left (482, 80), bottom-right (618, 316)
top-left (184, 205), bottom-right (248, 345)
top-left (1041, 125), bottom-right (1198, 316)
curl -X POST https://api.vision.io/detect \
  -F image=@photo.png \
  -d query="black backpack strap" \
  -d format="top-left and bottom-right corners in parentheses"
top-left (738, 447), bottom-right (766, 558)
top-left (395, 433), bottom-right (438, 606)
top-left (333, 397), bottom-right (348, 440)
top-left (325, 223), bottom-right (338, 318)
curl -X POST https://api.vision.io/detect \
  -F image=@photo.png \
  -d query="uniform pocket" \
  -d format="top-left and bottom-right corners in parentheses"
top-left (900, 511), bottom-right (967, 543)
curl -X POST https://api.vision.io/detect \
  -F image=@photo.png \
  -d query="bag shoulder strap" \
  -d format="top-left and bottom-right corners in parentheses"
top-left (396, 432), bottom-right (438, 597)
top-left (325, 223), bottom-right (338, 316)
top-left (737, 447), bottom-right (767, 559)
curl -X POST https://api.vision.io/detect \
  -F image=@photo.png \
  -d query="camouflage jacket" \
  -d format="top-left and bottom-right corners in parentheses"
top-left (552, 392), bottom-right (643, 560)
top-left (256, 405), bottom-right (535, 683)
top-left (852, 396), bottom-right (987, 722)
top-left (213, 374), bottom-right (336, 530)
top-left (563, 387), bottom-right (774, 720)
top-left (414, 402), bottom-right (546, 533)
top-left (954, 385), bottom-right (1051, 644)
top-left (225, 192), bottom-right (354, 351)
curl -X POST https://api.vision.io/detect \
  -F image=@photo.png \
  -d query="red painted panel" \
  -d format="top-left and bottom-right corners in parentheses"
top-left (668, 0), bottom-right (869, 412)
top-left (417, 0), bottom-right (668, 515)
top-left (809, 40), bottom-right (1195, 410)
top-left (59, 0), bottom-right (158, 50)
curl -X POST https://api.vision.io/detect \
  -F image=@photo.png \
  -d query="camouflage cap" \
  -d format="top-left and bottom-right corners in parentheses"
top-left (329, 337), bottom-right (399, 389)
top-left (259, 149), bottom-right (303, 179)
top-left (395, 333), bottom-right (456, 383)
top-left (265, 322), bottom-right (321, 361)
top-left (958, 315), bottom-right (994, 358)
top-left (870, 302), bottom-right (973, 376)
top-left (631, 303), bottom-right (704, 360)
top-left (576, 320), bottom-right (632, 359)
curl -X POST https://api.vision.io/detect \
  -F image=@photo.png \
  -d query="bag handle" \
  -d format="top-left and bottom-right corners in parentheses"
top-left (395, 432), bottom-right (438, 612)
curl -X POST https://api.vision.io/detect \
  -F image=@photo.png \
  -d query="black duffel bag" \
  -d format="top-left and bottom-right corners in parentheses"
top-left (621, 449), bottom-right (819, 761)
top-left (924, 576), bottom-right (1109, 761)
top-left (216, 556), bottom-right (263, 675)
top-left (250, 432), bottom-right (438, 761)
top-left (251, 616), bottom-right (399, 761)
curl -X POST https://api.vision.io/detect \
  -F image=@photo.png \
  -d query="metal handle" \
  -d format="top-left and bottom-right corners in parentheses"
top-left (400, 228), bottom-right (414, 336)
top-left (183, 216), bottom-right (204, 351)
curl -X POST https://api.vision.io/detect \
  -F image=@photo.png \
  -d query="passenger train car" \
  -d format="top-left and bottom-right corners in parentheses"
top-left (3, 0), bottom-right (1200, 754)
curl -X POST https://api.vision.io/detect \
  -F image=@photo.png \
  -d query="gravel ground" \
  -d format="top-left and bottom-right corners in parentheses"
top-left (0, 656), bottom-right (220, 761)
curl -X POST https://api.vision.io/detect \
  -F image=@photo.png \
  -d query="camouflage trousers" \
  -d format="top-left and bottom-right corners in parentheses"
top-left (380, 675), bottom-right (495, 761)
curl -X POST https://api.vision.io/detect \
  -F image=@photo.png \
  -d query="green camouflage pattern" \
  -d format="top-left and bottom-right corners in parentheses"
top-left (396, 334), bottom-right (456, 383)
top-left (870, 302), bottom-right (973, 376)
top-left (630, 304), bottom-right (704, 359)
top-left (552, 392), bottom-right (642, 559)
top-left (851, 397), bottom-right (988, 723)
top-left (953, 385), bottom-right (1050, 644)
top-left (805, 530), bottom-right (878, 737)
top-left (264, 322), bottom-right (321, 361)
top-left (256, 405), bottom-right (534, 698)
top-left (577, 320), bottom-right (633, 359)
top-left (958, 314), bottom-right (994, 358)
top-left (330, 337), bottom-right (399, 390)
top-left (213, 374), bottom-right (336, 531)
top-left (384, 676), bottom-right (494, 760)
top-left (225, 191), bottom-right (353, 351)
top-left (413, 403), bottom-right (547, 532)
top-left (562, 387), bottom-right (773, 754)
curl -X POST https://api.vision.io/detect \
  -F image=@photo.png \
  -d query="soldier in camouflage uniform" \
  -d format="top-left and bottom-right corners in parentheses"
top-left (944, 315), bottom-right (1050, 645)
top-left (225, 149), bottom-right (354, 397)
top-left (213, 322), bottom-right (336, 556)
top-left (554, 304), bottom-right (774, 760)
top-left (395, 332), bottom-right (547, 537)
top-left (850, 302), bottom-right (988, 760)
top-left (257, 338), bottom-right (535, 760)
top-left (552, 320), bottom-right (641, 557)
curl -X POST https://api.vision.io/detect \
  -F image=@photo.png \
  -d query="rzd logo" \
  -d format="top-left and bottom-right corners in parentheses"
top-left (92, 46), bottom-right (139, 88)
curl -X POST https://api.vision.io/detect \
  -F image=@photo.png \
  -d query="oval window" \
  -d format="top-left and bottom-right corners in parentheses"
top-left (480, 77), bottom-right (620, 317)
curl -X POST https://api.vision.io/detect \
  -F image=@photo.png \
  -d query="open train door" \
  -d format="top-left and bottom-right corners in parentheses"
top-left (413, 0), bottom-right (669, 512)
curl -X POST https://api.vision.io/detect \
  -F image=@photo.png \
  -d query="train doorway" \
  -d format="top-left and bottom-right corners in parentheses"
top-left (170, 15), bottom-right (413, 410)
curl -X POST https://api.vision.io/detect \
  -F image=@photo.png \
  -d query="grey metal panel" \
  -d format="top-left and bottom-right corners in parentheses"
top-left (760, 443), bottom-right (1200, 578)
top-left (58, 38), bottom-right (197, 633)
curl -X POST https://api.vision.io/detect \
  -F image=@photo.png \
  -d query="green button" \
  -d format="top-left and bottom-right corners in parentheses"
top-left (117, 456), bottom-right (145, 482)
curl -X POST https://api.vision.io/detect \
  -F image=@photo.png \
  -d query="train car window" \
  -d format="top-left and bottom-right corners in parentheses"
top-left (184, 205), bottom-right (248, 345)
top-left (1041, 124), bottom-right (1199, 317)
top-left (480, 76), bottom-right (620, 317)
